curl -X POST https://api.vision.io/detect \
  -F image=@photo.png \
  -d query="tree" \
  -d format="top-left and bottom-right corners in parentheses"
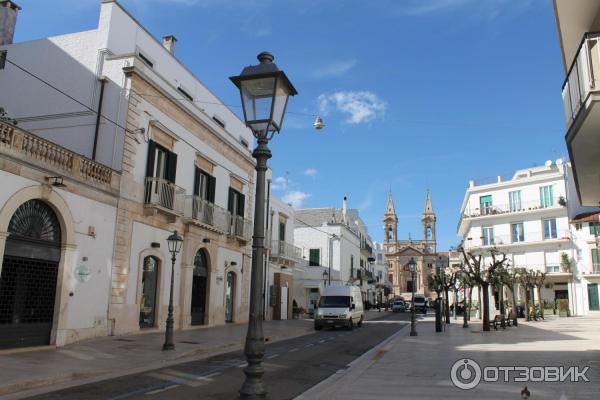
top-left (533, 270), bottom-right (546, 319)
top-left (0, 107), bottom-right (17, 125)
top-left (460, 246), bottom-right (508, 332)
top-left (518, 268), bottom-right (536, 321)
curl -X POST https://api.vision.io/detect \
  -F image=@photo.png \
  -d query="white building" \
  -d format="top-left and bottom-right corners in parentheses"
top-left (293, 198), bottom-right (375, 312)
top-left (371, 242), bottom-right (393, 305)
top-left (0, 0), bottom-right (257, 348)
top-left (264, 196), bottom-right (303, 320)
top-left (458, 159), bottom-right (597, 316)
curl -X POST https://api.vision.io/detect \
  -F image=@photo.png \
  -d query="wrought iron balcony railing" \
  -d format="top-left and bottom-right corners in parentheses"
top-left (183, 195), bottom-right (230, 232)
top-left (270, 240), bottom-right (302, 261)
top-left (144, 177), bottom-right (184, 214)
top-left (562, 32), bottom-right (600, 128)
top-left (228, 213), bottom-right (252, 241)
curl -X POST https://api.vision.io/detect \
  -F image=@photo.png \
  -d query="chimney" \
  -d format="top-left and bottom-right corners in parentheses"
top-left (162, 35), bottom-right (177, 55)
top-left (342, 196), bottom-right (348, 223)
top-left (0, 1), bottom-right (20, 46)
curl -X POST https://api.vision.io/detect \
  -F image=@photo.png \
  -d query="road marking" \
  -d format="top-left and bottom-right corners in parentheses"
top-left (305, 343), bottom-right (314, 347)
top-left (236, 362), bottom-right (248, 368)
top-left (161, 369), bottom-right (217, 382)
top-left (146, 384), bottom-right (179, 395)
top-left (146, 372), bottom-right (206, 387)
top-left (289, 348), bottom-right (299, 352)
top-left (318, 340), bottom-right (325, 343)
top-left (267, 354), bottom-right (280, 359)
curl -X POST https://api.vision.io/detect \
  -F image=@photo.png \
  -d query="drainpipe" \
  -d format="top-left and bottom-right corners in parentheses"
top-left (92, 77), bottom-right (107, 161)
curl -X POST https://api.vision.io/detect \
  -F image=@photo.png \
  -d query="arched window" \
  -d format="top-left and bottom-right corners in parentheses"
top-left (140, 256), bottom-right (159, 328)
top-left (426, 225), bottom-right (432, 240)
top-left (8, 199), bottom-right (61, 244)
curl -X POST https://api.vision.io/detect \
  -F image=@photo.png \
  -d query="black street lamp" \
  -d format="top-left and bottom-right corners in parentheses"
top-left (163, 230), bottom-right (183, 351)
top-left (408, 257), bottom-right (418, 337)
top-left (322, 269), bottom-right (329, 286)
top-left (230, 51), bottom-right (297, 399)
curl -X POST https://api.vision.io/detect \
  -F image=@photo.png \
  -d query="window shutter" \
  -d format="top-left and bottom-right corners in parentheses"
top-left (146, 140), bottom-right (157, 178)
top-left (193, 167), bottom-right (200, 196)
top-left (238, 193), bottom-right (245, 217)
top-left (165, 151), bottom-right (177, 183)
top-left (208, 175), bottom-right (216, 203)
top-left (228, 188), bottom-right (235, 214)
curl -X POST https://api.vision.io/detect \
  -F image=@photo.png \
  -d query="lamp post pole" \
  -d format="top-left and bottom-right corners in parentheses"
top-left (409, 257), bottom-right (418, 337)
top-left (163, 230), bottom-right (183, 351)
top-left (462, 269), bottom-right (469, 329)
top-left (230, 52), bottom-right (297, 399)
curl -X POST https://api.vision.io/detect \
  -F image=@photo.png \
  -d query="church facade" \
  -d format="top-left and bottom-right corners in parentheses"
top-left (383, 191), bottom-right (439, 300)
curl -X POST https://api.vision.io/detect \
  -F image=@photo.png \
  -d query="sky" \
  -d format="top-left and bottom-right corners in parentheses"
top-left (11, 0), bottom-right (568, 250)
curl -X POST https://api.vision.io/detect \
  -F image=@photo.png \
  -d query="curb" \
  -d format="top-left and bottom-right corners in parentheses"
top-left (0, 327), bottom-right (314, 399)
top-left (294, 322), bottom-right (410, 400)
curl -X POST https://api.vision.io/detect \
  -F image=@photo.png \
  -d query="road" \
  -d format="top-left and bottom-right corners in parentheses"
top-left (25, 311), bottom-right (411, 400)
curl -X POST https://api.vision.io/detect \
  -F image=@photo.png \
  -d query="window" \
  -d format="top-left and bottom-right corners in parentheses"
top-left (177, 86), bottom-right (194, 102)
top-left (546, 265), bottom-right (559, 273)
top-left (575, 223), bottom-right (582, 231)
top-left (0, 50), bottom-right (6, 70)
top-left (406, 280), bottom-right (413, 293)
top-left (138, 52), bottom-right (154, 68)
top-left (227, 188), bottom-right (245, 217)
top-left (482, 226), bottom-right (494, 246)
top-left (309, 249), bottom-right (320, 266)
top-left (194, 167), bottom-right (215, 202)
top-left (592, 249), bottom-right (600, 270)
top-left (543, 218), bottom-right (557, 240)
top-left (278, 220), bottom-right (286, 241)
top-left (146, 140), bottom-right (177, 182)
top-left (590, 221), bottom-right (600, 237)
top-left (508, 190), bottom-right (522, 212)
top-left (577, 249), bottom-right (583, 261)
top-left (212, 115), bottom-right (226, 128)
top-left (377, 253), bottom-right (383, 262)
top-left (511, 222), bottom-right (525, 243)
top-left (480, 195), bottom-right (493, 215)
top-left (540, 185), bottom-right (554, 208)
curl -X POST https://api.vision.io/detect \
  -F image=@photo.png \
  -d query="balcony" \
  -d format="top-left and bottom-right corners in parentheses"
top-left (0, 121), bottom-right (120, 192)
top-left (183, 195), bottom-right (230, 233)
top-left (144, 177), bottom-right (184, 217)
top-left (467, 230), bottom-right (571, 248)
top-left (227, 214), bottom-right (252, 242)
top-left (561, 32), bottom-right (600, 206)
top-left (270, 240), bottom-right (302, 266)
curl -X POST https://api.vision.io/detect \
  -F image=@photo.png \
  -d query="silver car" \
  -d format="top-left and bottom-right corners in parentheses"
top-left (391, 300), bottom-right (406, 312)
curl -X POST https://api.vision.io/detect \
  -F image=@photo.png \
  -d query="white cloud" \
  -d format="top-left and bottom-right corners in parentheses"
top-left (271, 176), bottom-right (288, 191)
top-left (397, 0), bottom-right (541, 19)
top-left (283, 191), bottom-right (311, 208)
top-left (400, 0), bottom-right (470, 16)
top-left (313, 59), bottom-right (357, 78)
top-left (318, 91), bottom-right (386, 124)
top-left (304, 168), bottom-right (318, 177)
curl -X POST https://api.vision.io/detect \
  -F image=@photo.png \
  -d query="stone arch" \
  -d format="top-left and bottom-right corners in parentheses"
top-left (136, 247), bottom-right (165, 329)
top-left (0, 185), bottom-right (76, 347)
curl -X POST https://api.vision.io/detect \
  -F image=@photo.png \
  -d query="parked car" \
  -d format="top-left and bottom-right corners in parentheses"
top-left (314, 285), bottom-right (364, 331)
top-left (391, 300), bottom-right (406, 312)
top-left (413, 295), bottom-right (428, 314)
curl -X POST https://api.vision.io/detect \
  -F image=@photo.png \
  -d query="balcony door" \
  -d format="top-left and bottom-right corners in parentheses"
top-left (228, 188), bottom-right (245, 236)
top-left (145, 140), bottom-right (177, 209)
top-left (589, 284), bottom-right (599, 311)
top-left (480, 195), bottom-right (492, 215)
top-left (193, 168), bottom-right (216, 223)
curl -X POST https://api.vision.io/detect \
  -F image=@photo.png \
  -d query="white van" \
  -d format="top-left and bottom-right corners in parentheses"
top-left (314, 285), bottom-right (364, 330)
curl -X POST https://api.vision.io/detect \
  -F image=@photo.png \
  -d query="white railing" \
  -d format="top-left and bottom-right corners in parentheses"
top-left (593, 263), bottom-right (600, 274)
top-left (228, 214), bottom-right (252, 241)
top-left (270, 240), bottom-right (302, 260)
top-left (144, 177), bottom-right (184, 214)
top-left (468, 230), bottom-right (571, 247)
top-left (183, 195), bottom-right (230, 232)
top-left (461, 198), bottom-right (564, 219)
top-left (562, 32), bottom-right (600, 128)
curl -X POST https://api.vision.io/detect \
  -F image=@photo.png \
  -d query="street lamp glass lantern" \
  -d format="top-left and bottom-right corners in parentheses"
top-left (322, 270), bottom-right (329, 282)
top-left (230, 52), bottom-right (297, 134)
top-left (408, 257), bottom-right (417, 273)
top-left (166, 230), bottom-right (183, 256)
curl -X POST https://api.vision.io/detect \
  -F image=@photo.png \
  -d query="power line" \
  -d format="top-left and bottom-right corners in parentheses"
top-left (4, 58), bottom-right (135, 135)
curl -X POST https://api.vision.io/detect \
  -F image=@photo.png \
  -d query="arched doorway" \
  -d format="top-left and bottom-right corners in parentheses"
top-left (191, 250), bottom-right (209, 326)
top-left (0, 200), bottom-right (61, 349)
top-left (139, 256), bottom-right (159, 328)
top-left (225, 271), bottom-right (236, 323)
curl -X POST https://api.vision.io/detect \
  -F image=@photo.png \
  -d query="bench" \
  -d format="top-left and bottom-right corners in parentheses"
top-left (492, 314), bottom-right (506, 330)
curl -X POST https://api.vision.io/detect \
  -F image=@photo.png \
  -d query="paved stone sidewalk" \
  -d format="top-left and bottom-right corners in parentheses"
top-left (0, 318), bottom-right (313, 397)
top-left (296, 316), bottom-right (600, 400)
